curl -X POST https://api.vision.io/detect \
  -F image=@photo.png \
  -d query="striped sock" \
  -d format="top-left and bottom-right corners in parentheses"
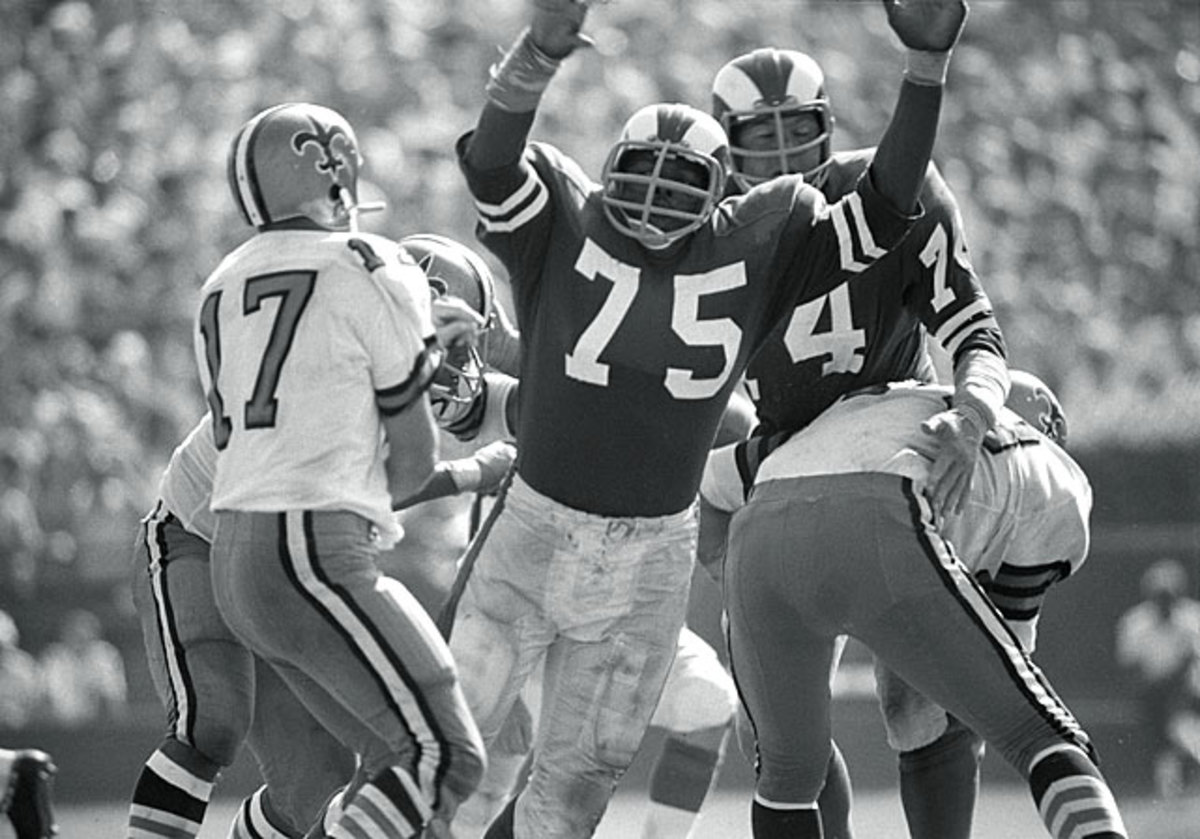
top-left (1029, 746), bottom-right (1127, 839)
top-left (331, 767), bottom-right (431, 839)
top-left (127, 742), bottom-right (220, 838)
top-left (228, 786), bottom-right (295, 838)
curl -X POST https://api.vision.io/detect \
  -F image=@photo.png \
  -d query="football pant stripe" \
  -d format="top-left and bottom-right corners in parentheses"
top-left (279, 511), bottom-right (449, 811)
top-left (143, 506), bottom-right (198, 747)
top-left (903, 480), bottom-right (1092, 750)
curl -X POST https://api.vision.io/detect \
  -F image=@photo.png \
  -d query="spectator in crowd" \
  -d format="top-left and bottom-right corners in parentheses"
top-left (1116, 557), bottom-right (1200, 797)
top-left (0, 451), bottom-right (43, 599)
top-left (0, 611), bottom-right (42, 730)
top-left (38, 608), bottom-right (128, 727)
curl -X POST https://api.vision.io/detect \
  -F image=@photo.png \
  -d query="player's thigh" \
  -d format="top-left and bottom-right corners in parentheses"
top-left (246, 658), bottom-right (355, 831)
top-left (450, 509), bottom-right (555, 742)
top-left (725, 495), bottom-right (838, 798)
top-left (859, 490), bottom-right (1091, 772)
top-left (132, 512), bottom-right (253, 758)
top-left (213, 512), bottom-right (480, 774)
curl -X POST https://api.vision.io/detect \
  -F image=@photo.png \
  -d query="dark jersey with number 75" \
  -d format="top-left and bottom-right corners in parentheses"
top-left (744, 148), bottom-right (1006, 437)
top-left (457, 137), bottom-right (918, 517)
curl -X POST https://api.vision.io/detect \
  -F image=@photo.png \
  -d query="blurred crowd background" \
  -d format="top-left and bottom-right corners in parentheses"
top-left (1, 0), bottom-right (1198, 802)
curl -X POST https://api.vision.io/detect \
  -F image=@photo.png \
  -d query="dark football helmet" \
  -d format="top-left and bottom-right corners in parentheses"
top-left (1005, 369), bottom-right (1068, 446)
top-left (711, 48), bottom-right (834, 190)
top-left (400, 234), bottom-right (496, 429)
top-left (227, 102), bottom-right (372, 231)
top-left (601, 103), bottom-right (730, 250)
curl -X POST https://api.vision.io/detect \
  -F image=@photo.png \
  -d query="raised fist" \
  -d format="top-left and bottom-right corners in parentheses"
top-left (883, 0), bottom-right (968, 53)
top-left (531, 0), bottom-right (594, 59)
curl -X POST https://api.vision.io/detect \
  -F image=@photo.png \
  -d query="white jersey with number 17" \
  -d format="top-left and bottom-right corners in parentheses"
top-left (193, 229), bottom-right (437, 547)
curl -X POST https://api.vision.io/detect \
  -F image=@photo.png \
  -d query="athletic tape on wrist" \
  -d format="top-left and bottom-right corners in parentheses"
top-left (485, 29), bottom-right (561, 113)
top-left (904, 49), bottom-right (951, 86)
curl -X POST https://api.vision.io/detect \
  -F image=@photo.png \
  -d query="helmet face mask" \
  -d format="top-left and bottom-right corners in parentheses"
top-left (601, 104), bottom-right (730, 250)
top-left (712, 48), bottom-right (834, 191)
top-left (399, 234), bottom-right (496, 428)
top-left (227, 102), bottom-right (372, 232)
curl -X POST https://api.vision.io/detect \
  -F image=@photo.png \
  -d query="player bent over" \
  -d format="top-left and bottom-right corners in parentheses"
top-left (716, 376), bottom-right (1127, 838)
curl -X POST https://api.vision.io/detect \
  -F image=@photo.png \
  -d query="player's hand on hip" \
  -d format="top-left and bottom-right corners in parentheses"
top-left (531, 0), bottom-right (596, 58)
top-left (920, 405), bottom-right (984, 519)
top-left (883, 0), bottom-right (969, 53)
top-left (432, 296), bottom-right (485, 348)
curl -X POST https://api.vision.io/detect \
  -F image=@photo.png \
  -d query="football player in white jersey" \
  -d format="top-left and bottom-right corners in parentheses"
top-left (129, 228), bottom-right (515, 838)
top-left (706, 371), bottom-right (1128, 838)
top-left (191, 101), bottom-right (486, 839)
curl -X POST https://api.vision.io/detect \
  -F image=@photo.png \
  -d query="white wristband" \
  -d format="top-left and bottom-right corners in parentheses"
top-left (904, 49), bottom-right (952, 86)
top-left (445, 458), bottom-right (483, 493)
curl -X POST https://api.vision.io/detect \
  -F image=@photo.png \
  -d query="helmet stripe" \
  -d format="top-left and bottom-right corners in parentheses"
top-left (744, 50), bottom-right (793, 103)
top-left (655, 105), bottom-right (693, 144)
top-left (232, 104), bottom-right (287, 227)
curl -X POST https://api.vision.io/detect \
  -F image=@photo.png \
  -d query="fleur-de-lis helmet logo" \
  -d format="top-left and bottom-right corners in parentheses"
top-left (292, 116), bottom-right (352, 180)
top-left (227, 102), bottom-right (363, 230)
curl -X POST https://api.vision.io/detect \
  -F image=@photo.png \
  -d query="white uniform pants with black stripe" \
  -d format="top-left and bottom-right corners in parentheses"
top-left (210, 509), bottom-right (485, 827)
top-left (725, 473), bottom-right (1094, 805)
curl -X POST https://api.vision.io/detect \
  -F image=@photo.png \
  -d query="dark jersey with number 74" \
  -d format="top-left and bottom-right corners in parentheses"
top-left (744, 148), bottom-right (1006, 437)
top-left (458, 137), bottom-right (918, 516)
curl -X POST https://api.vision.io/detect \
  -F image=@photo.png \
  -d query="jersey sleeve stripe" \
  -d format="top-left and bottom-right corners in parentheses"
top-left (932, 298), bottom-right (996, 350)
top-left (473, 170), bottom-right (548, 233)
top-left (375, 341), bottom-right (439, 416)
top-left (829, 192), bottom-right (888, 273)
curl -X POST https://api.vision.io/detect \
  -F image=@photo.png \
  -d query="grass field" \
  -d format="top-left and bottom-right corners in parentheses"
top-left (38, 786), bottom-right (1200, 838)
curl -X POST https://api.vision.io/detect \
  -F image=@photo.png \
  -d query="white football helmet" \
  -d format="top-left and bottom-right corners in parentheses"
top-left (601, 103), bottom-right (730, 250)
top-left (711, 48), bottom-right (833, 190)
top-left (1005, 369), bottom-right (1068, 446)
top-left (226, 102), bottom-right (371, 231)
top-left (400, 234), bottom-right (496, 429)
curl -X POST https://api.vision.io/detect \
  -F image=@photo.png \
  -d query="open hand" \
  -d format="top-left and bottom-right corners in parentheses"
top-left (883, 0), bottom-right (969, 53)
top-left (920, 405), bottom-right (983, 519)
top-left (432, 296), bottom-right (485, 348)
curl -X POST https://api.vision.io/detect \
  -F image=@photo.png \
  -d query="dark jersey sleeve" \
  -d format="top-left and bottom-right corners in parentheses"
top-left (456, 133), bottom-right (592, 308)
top-left (909, 163), bottom-right (1006, 365)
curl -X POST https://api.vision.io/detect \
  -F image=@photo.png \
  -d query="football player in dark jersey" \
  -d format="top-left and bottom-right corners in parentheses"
top-left (439, 0), bottom-right (971, 836)
top-left (681, 43), bottom-right (1012, 839)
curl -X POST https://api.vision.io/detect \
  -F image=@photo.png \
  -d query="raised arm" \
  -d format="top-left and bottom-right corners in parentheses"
top-left (867, 0), bottom-right (969, 214)
top-left (463, 0), bottom-right (593, 171)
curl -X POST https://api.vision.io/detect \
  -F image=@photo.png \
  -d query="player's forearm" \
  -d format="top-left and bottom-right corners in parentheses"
top-left (483, 300), bottom-right (522, 377)
top-left (951, 347), bottom-right (1010, 430)
top-left (867, 79), bottom-right (943, 216)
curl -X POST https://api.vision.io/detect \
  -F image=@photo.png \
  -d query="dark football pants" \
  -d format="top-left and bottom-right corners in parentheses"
top-left (210, 509), bottom-right (484, 825)
top-left (724, 472), bottom-right (1093, 806)
top-left (133, 506), bottom-right (354, 831)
